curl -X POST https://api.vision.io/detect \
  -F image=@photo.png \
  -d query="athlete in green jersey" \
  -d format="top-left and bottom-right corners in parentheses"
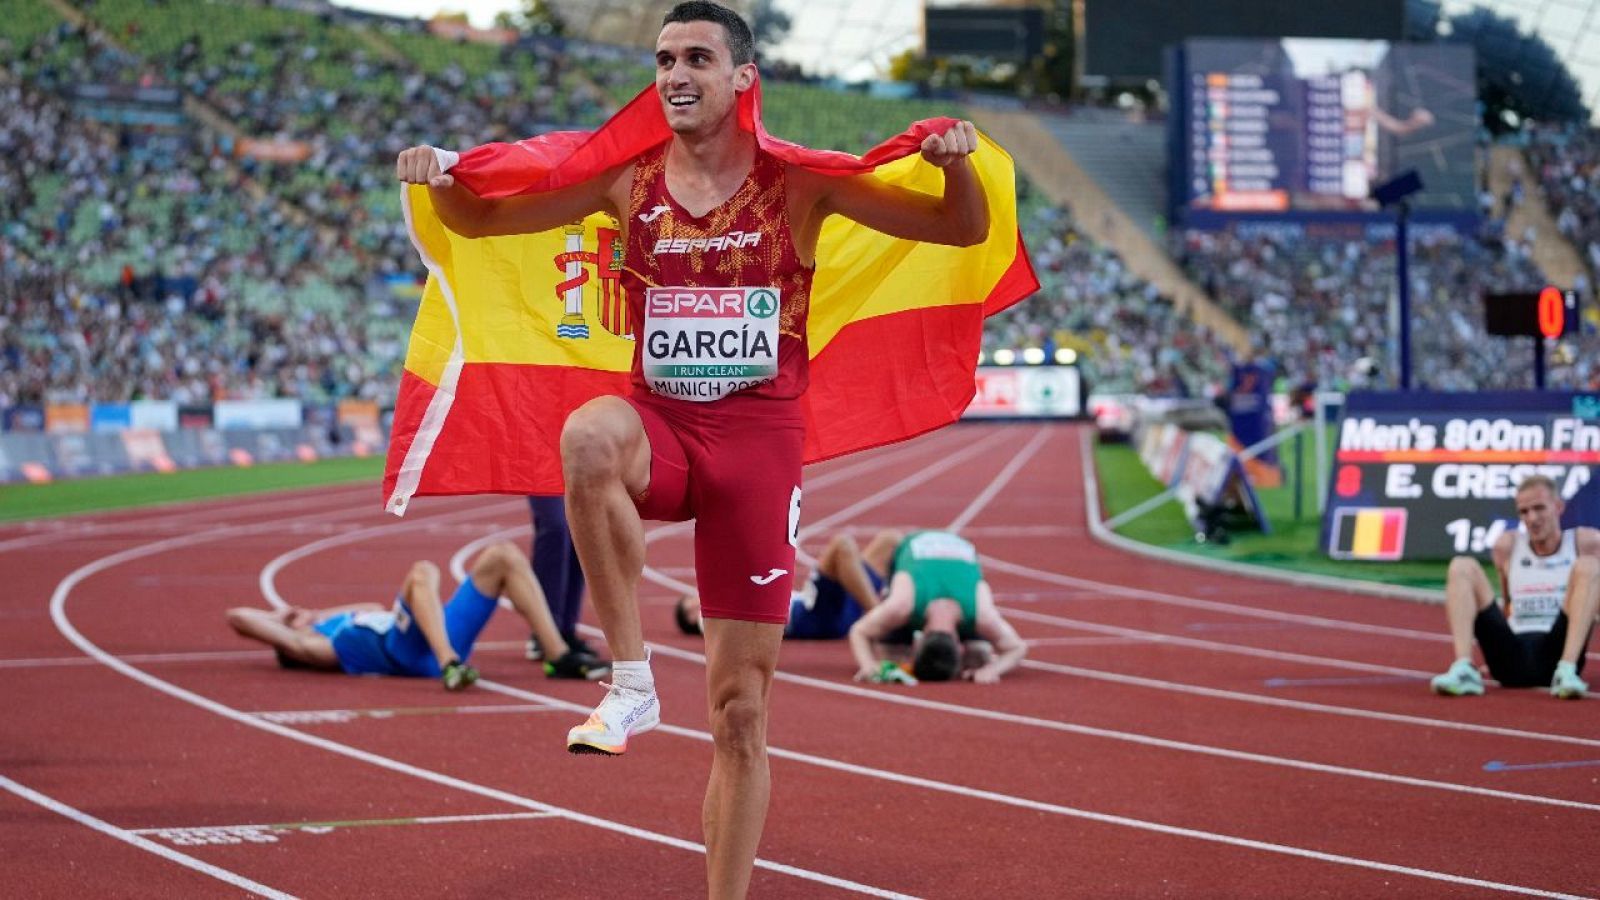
top-left (847, 530), bottom-right (1027, 683)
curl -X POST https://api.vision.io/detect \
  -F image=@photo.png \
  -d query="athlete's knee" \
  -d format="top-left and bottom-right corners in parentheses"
top-left (407, 560), bottom-right (441, 589)
top-left (561, 398), bottom-right (639, 484)
top-left (709, 692), bottom-right (768, 761)
top-left (475, 540), bottom-right (524, 575)
top-left (1447, 555), bottom-right (1484, 585)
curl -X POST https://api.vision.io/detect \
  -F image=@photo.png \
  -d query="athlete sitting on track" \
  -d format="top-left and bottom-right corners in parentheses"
top-left (848, 529), bottom-right (1027, 684)
top-left (674, 529), bottom-right (902, 639)
top-left (1430, 474), bottom-right (1600, 699)
top-left (225, 541), bottom-right (609, 689)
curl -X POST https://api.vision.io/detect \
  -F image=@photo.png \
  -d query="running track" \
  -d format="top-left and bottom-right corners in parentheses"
top-left (3, 423), bottom-right (1596, 898)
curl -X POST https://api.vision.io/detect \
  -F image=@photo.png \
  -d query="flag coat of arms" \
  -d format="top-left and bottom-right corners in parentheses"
top-left (384, 78), bottom-right (1038, 514)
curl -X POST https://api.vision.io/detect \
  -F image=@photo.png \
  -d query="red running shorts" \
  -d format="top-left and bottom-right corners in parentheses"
top-left (625, 391), bottom-right (803, 624)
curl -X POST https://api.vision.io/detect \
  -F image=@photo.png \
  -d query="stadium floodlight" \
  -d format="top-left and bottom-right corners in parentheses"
top-left (1022, 347), bottom-right (1046, 365)
top-left (1055, 348), bottom-right (1078, 365)
top-left (994, 348), bottom-right (1016, 366)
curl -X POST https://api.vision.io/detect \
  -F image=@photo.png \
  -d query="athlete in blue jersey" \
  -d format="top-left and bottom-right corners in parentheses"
top-left (226, 541), bottom-right (609, 687)
top-left (674, 530), bottom-right (902, 639)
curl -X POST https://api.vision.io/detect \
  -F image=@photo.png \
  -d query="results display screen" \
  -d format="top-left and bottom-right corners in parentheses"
top-left (1176, 39), bottom-right (1476, 213)
top-left (1323, 401), bottom-right (1600, 561)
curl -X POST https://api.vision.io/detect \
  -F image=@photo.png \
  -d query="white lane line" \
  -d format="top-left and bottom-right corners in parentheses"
top-left (633, 632), bottom-right (1600, 814)
top-left (51, 512), bottom-right (920, 900)
top-left (1024, 637), bottom-right (1155, 648)
top-left (945, 428), bottom-right (1052, 534)
top-left (0, 643), bottom-right (528, 670)
top-left (472, 676), bottom-right (1593, 900)
top-left (978, 551), bottom-right (1454, 644)
top-left (130, 811), bottom-right (560, 841)
top-left (256, 500), bottom-right (524, 611)
top-left (799, 431), bottom-right (1013, 537)
top-left (0, 772), bottom-right (297, 900)
top-left (0, 650), bottom-right (276, 669)
top-left (999, 605), bottom-right (1432, 677)
top-left (1019, 658), bottom-right (1600, 750)
top-left (249, 704), bottom-right (562, 724)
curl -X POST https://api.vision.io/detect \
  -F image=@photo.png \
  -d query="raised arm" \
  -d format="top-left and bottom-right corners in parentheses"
top-left (395, 146), bottom-right (628, 239)
top-left (803, 122), bottom-right (989, 249)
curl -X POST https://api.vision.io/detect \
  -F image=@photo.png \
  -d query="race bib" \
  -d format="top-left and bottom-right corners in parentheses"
top-left (350, 609), bottom-right (396, 634)
top-left (642, 286), bottom-right (780, 402)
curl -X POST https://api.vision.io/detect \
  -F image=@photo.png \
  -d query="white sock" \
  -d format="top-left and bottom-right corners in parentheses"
top-left (611, 652), bottom-right (654, 691)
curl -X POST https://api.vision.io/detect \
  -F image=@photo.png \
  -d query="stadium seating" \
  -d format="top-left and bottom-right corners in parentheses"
top-left (6, 0), bottom-right (1597, 411)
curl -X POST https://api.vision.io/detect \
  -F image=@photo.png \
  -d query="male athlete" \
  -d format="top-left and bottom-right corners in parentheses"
top-left (225, 541), bottom-right (609, 685)
top-left (674, 529), bottom-right (902, 638)
top-left (848, 530), bottom-right (1028, 684)
top-left (395, 3), bottom-right (989, 895)
top-left (1430, 474), bottom-right (1600, 699)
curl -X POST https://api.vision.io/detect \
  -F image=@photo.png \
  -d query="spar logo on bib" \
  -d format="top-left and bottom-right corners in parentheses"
top-left (747, 289), bottom-right (778, 319)
top-left (643, 286), bottom-right (781, 402)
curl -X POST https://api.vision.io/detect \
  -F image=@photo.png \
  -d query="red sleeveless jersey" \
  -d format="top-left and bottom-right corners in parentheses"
top-left (621, 143), bottom-right (814, 402)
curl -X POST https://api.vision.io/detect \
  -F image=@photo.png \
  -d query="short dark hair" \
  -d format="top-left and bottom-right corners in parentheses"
top-left (912, 631), bottom-right (961, 682)
top-left (662, 1), bottom-right (755, 66)
top-left (674, 595), bottom-right (704, 636)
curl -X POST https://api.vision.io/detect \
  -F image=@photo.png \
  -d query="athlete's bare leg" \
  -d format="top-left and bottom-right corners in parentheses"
top-left (400, 560), bottom-right (460, 666)
top-left (700, 618), bottom-right (783, 900)
top-left (1559, 556), bottom-right (1600, 664)
top-left (861, 528), bottom-right (903, 576)
top-left (1443, 555), bottom-right (1495, 661)
top-left (561, 397), bottom-right (653, 661)
top-left (818, 533), bottom-right (879, 611)
top-left (470, 541), bottom-right (568, 659)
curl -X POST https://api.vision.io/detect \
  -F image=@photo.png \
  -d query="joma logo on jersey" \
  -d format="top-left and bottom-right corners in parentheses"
top-left (647, 289), bottom-right (751, 317)
top-left (653, 231), bottom-right (762, 254)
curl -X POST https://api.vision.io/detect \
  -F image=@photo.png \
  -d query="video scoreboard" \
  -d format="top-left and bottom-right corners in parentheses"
top-left (1170, 38), bottom-right (1477, 216)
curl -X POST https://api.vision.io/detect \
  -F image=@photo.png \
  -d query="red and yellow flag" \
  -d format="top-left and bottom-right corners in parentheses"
top-left (384, 78), bottom-right (1037, 513)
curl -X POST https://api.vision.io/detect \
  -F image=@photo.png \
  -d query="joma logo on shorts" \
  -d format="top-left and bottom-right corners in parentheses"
top-left (653, 231), bottom-right (762, 254)
top-left (647, 289), bottom-right (749, 317)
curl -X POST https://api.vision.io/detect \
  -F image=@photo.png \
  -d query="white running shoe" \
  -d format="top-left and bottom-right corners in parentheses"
top-left (567, 678), bottom-right (660, 755)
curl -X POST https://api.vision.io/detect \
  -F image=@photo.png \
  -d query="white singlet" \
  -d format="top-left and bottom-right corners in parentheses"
top-left (1504, 529), bottom-right (1576, 635)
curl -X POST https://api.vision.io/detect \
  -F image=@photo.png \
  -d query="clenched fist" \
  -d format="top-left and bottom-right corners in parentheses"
top-left (395, 145), bottom-right (458, 189)
top-left (920, 121), bottom-right (979, 169)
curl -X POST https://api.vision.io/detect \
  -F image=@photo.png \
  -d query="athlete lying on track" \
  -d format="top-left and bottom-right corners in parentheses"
top-left (226, 541), bottom-right (608, 689)
top-left (848, 529), bottom-right (1027, 684)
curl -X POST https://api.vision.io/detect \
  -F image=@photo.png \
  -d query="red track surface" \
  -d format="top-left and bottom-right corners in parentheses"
top-left (4, 423), bottom-right (1597, 898)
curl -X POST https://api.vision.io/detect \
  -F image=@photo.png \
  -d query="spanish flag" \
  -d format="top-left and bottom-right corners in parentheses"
top-left (383, 78), bottom-right (1038, 513)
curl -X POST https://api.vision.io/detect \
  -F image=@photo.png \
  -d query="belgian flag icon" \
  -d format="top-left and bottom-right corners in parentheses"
top-left (1329, 508), bottom-right (1407, 560)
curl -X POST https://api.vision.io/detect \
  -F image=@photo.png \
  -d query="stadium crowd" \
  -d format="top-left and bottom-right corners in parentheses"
top-left (1174, 214), bottom-right (1598, 392)
top-left (1528, 123), bottom-right (1600, 285)
top-left (4, 1), bottom-right (1599, 410)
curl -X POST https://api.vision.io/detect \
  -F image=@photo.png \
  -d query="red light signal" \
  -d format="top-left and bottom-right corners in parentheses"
top-left (1537, 286), bottom-right (1564, 339)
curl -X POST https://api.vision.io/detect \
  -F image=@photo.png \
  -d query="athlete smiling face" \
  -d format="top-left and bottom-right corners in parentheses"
top-left (655, 18), bottom-right (754, 138)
